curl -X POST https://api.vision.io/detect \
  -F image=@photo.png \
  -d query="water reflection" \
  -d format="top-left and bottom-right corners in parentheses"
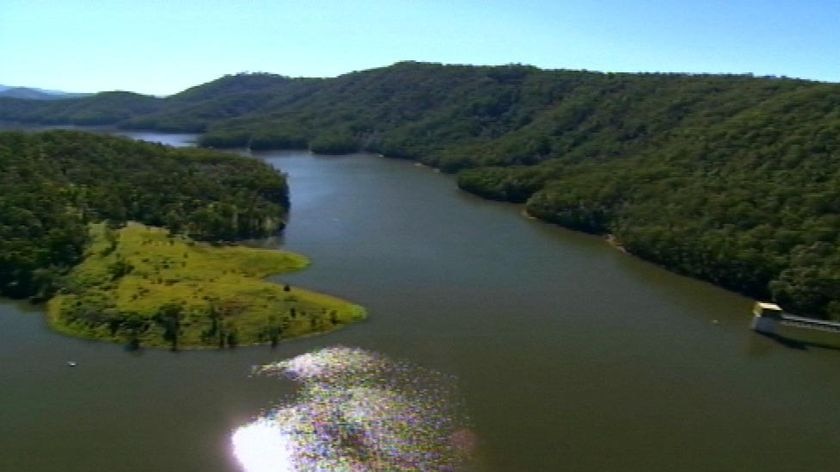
top-left (232, 347), bottom-right (474, 471)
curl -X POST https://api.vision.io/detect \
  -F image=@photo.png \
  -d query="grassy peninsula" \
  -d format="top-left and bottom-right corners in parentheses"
top-left (1, 130), bottom-right (365, 348)
top-left (49, 223), bottom-right (365, 349)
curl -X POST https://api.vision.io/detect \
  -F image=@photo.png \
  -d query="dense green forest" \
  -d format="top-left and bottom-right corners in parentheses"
top-left (1, 62), bottom-right (837, 319)
top-left (0, 130), bottom-right (289, 301)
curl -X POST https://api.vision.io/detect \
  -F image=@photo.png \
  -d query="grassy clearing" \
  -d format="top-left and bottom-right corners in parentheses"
top-left (48, 223), bottom-right (366, 349)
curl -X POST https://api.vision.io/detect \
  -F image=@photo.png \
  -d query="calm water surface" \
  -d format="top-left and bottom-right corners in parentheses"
top-left (1, 131), bottom-right (839, 471)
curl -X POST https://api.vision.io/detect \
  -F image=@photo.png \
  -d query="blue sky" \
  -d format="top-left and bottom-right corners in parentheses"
top-left (2, 0), bottom-right (838, 95)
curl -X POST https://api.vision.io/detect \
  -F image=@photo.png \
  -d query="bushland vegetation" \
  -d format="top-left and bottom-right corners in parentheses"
top-left (2, 63), bottom-right (837, 318)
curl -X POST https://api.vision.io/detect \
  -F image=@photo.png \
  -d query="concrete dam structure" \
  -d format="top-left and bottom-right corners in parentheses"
top-left (751, 302), bottom-right (840, 348)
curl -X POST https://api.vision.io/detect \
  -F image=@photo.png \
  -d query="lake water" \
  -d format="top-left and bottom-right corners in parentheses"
top-left (2, 131), bottom-right (839, 471)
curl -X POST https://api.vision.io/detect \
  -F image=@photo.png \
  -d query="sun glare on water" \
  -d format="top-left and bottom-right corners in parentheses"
top-left (231, 346), bottom-right (475, 471)
top-left (232, 420), bottom-right (296, 472)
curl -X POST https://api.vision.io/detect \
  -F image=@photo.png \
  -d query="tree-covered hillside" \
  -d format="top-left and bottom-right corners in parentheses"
top-left (1, 62), bottom-right (837, 318)
top-left (0, 91), bottom-right (160, 125)
top-left (0, 130), bottom-right (289, 300)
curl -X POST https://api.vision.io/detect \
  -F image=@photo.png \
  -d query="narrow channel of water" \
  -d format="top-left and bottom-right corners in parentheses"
top-left (1, 131), bottom-right (838, 471)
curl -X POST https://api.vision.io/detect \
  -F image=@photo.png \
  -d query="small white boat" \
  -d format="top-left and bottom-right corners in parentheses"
top-left (66, 361), bottom-right (77, 367)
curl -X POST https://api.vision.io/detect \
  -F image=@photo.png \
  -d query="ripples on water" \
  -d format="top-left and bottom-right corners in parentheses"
top-left (232, 347), bottom-right (475, 471)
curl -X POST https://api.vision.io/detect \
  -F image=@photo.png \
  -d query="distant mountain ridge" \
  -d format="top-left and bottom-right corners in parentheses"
top-left (0, 84), bottom-right (90, 100)
top-left (0, 62), bottom-right (837, 319)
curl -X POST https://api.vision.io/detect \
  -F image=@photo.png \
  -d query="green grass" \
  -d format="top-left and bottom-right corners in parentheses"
top-left (48, 223), bottom-right (366, 349)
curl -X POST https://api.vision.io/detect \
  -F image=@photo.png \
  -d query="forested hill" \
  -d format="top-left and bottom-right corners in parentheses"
top-left (0, 91), bottom-right (161, 125)
top-left (0, 130), bottom-right (289, 300)
top-left (1, 62), bottom-right (837, 318)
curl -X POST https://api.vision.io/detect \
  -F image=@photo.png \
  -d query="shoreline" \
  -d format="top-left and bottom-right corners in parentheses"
top-left (2, 126), bottom-right (812, 320)
top-left (605, 233), bottom-right (628, 253)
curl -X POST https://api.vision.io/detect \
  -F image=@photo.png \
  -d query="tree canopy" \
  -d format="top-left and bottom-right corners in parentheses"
top-left (1, 62), bottom-right (837, 318)
top-left (0, 130), bottom-right (289, 301)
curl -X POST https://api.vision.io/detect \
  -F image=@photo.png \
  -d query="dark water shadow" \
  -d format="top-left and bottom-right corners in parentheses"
top-left (755, 332), bottom-right (808, 351)
top-left (756, 331), bottom-right (840, 352)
